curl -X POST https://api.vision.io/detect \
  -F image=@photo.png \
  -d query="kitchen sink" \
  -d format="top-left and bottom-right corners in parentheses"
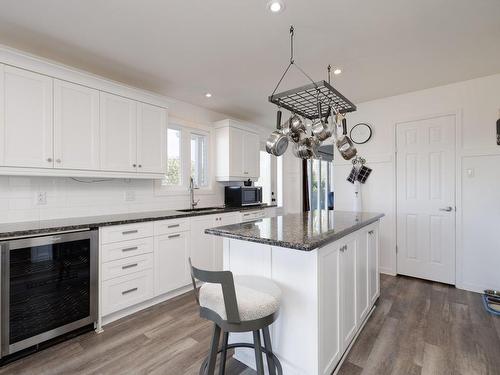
top-left (176, 207), bottom-right (225, 213)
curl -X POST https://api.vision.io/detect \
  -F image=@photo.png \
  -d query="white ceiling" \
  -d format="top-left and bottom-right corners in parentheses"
top-left (0, 0), bottom-right (499, 127)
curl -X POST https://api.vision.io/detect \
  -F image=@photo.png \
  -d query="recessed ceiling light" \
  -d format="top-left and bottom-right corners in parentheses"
top-left (205, 92), bottom-right (212, 98)
top-left (267, 0), bottom-right (285, 13)
top-left (333, 68), bottom-right (342, 75)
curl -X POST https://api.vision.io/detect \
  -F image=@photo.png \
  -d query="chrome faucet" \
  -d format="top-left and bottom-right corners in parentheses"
top-left (189, 177), bottom-right (200, 209)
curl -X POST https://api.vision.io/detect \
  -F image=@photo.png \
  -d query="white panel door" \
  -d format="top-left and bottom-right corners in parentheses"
top-left (137, 102), bottom-right (166, 174)
top-left (243, 131), bottom-right (260, 178)
top-left (154, 232), bottom-right (190, 295)
top-left (190, 215), bottom-right (216, 271)
top-left (100, 92), bottom-right (137, 172)
top-left (396, 114), bottom-right (456, 284)
top-left (340, 237), bottom-right (357, 351)
top-left (2, 65), bottom-right (53, 168)
top-left (229, 127), bottom-right (245, 177)
top-left (54, 79), bottom-right (99, 170)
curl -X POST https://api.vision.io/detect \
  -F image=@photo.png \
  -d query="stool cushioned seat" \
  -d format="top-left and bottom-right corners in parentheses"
top-left (199, 275), bottom-right (281, 321)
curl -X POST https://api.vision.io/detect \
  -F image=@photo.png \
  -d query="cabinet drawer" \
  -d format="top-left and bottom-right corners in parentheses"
top-left (101, 270), bottom-right (153, 316)
top-left (102, 253), bottom-right (153, 281)
top-left (154, 218), bottom-right (190, 236)
top-left (101, 222), bottom-right (154, 244)
top-left (101, 237), bottom-right (153, 263)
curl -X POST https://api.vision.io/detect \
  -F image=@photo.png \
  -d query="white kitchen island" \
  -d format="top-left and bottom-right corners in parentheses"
top-left (206, 210), bottom-right (384, 375)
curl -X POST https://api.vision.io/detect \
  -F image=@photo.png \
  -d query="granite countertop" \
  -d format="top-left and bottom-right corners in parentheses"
top-left (205, 210), bottom-right (384, 251)
top-left (0, 204), bottom-right (277, 239)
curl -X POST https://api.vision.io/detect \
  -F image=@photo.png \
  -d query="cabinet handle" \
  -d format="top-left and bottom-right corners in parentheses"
top-left (133, 164), bottom-right (137, 168)
top-left (168, 234), bottom-right (181, 239)
top-left (122, 263), bottom-right (138, 270)
top-left (122, 230), bottom-right (139, 235)
top-left (368, 230), bottom-right (374, 235)
top-left (47, 158), bottom-right (53, 162)
top-left (138, 164), bottom-right (142, 168)
top-left (122, 246), bottom-right (138, 252)
top-left (167, 224), bottom-right (180, 228)
top-left (244, 171), bottom-right (249, 174)
top-left (122, 287), bottom-right (138, 295)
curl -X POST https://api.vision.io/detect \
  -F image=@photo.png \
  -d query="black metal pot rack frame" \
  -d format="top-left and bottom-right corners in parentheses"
top-left (268, 26), bottom-right (357, 120)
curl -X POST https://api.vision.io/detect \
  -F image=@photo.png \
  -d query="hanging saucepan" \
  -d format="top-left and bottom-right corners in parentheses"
top-left (311, 101), bottom-right (332, 141)
top-left (292, 135), bottom-right (320, 159)
top-left (335, 115), bottom-right (357, 160)
top-left (266, 109), bottom-right (289, 156)
top-left (287, 114), bottom-right (306, 143)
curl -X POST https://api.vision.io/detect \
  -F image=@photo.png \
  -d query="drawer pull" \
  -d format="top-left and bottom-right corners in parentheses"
top-left (368, 230), bottom-right (374, 235)
top-left (168, 234), bottom-right (181, 239)
top-left (167, 224), bottom-right (180, 228)
top-left (122, 246), bottom-right (139, 252)
top-left (122, 230), bottom-right (139, 235)
top-left (122, 263), bottom-right (138, 270)
top-left (122, 287), bottom-right (138, 295)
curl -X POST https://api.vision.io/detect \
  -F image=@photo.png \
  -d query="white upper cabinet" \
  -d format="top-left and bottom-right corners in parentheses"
top-left (100, 92), bottom-right (138, 173)
top-left (1, 65), bottom-right (53, 168)
top-left (215, 120), bottom-right (260, 181)
top-left (243, 131), bottom-right (260, 178)
top-left (54, 79), bottom-right (100, 170)
top-left (136, 102), bottom-right (167, 174)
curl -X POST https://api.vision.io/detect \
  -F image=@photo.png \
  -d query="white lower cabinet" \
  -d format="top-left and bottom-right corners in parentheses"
top-left (339, 237), bottom-right (358, 350)
top-left (190, 215), bottom-right (216, 271)
top-left (101, 270), bottom-right (154, 316)
top-left (154, 230), bottom-right (190, 295)
top-left (213, 212), bottom-right (241, 270)
top-left (368, 226), bottom-right (380, 305)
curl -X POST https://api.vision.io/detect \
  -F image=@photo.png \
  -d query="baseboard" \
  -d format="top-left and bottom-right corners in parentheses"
top-left (379, 267), bottom-right (396, 276)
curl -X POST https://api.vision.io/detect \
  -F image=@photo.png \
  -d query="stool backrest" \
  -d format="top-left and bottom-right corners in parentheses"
top-left (188, 258), bottom-right (241, 324)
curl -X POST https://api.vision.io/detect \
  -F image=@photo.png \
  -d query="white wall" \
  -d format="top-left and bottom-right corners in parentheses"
top-left (333, 73), bottom-right (500, 292)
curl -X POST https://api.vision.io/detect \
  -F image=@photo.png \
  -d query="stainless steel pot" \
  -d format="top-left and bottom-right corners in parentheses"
top-left (335, 116), bottom-right (357, 160)
top-left (266, 110), bottom-right (289, 156)
top-left (311, 103), bottom-right (332, 141)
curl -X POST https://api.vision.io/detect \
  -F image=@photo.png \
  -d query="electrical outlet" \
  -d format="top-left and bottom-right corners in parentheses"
top-left (124, 191), bottom-right (136, 202)
top-left (36, 192), bottom-right (47, 205)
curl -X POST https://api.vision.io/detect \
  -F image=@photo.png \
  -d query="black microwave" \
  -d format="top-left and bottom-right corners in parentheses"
top-left (225, 186), bottom-right (262, 207)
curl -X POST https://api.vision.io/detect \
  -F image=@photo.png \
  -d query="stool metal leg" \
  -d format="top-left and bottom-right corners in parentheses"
top-left (262, 327), bottom-right (276, 375)
top-left (206, 324), bottom-right (221, 375)
top-left (218, 332), bottom-right (229, 375)
top-left (253, 330), bottom-right (265, 374)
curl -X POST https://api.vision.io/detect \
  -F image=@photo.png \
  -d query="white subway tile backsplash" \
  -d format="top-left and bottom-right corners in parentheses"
top-left (0, 176), bottom-right (224, 223)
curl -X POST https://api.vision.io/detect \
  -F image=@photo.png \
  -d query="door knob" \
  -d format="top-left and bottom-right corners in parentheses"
top-left (439, 206), bottom-right (453, 212)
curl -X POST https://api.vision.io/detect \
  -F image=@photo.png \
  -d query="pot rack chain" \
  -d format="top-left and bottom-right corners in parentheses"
top-left (270, 26), bottom-right (318, 98)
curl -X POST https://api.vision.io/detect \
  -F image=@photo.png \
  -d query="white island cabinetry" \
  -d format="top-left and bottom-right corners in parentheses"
top-left (217, 213), bottom-right (382, 375)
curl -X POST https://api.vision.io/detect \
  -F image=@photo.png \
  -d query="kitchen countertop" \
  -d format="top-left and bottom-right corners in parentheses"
top-left (0, 204), bottom-right (277, 239)
top-left (205, 210), bottom-right (384, 251)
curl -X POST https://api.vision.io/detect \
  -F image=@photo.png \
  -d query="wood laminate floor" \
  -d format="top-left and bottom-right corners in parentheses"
top-left (1, 275), bottom-right (499, 375)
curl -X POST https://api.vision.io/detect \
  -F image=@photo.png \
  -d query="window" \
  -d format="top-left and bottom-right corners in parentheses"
top-left (164, 128), bottom-right (182, 186)
top-left (190, 133), bottom-right (208, 188)
top-left (255, 151), bottom-right (282, 207)
top-left (307, 159), bottom-right (334, 210)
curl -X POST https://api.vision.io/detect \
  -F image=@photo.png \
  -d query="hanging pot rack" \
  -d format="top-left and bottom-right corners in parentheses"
top-left (268, 26), bottom-right (357, 120)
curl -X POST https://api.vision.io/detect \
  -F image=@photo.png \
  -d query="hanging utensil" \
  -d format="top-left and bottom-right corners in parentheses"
top-left (311, 102), bottom-right (332, 141)
top-left (266, 109), bottom-right (289, 156)
top-left (335, 114), bottom-right (358, 160)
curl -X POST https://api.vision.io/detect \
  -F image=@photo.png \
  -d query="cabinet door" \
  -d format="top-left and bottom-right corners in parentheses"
top-left (100, 92), bottom-right (137, 172)
top-left (356, 230), bottom-right (370, 325)
top-left (190, 215), bottom-right (216, 271)
top-left (213, 213), bottom-right (241, 270)
top-left (340, 237), bottom-right (357, 351)
top-left (1, 66), bottom-right (53, 168)
top-left (137, 103), bottom-right (167, 174)
top-left (154, 232), bottom-right (190, 295)
top-left (53, 80), bottom-right (99, 170)
top-left (243, 131), bottom-right (260, 178)
top-left (368, 227), bottom-right (380, 305)
top-left (229, 127), bottom-right (245, 177)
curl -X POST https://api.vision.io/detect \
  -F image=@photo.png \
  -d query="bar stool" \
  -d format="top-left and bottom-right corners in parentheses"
top-left (189, 259), bottom-right (283, 375)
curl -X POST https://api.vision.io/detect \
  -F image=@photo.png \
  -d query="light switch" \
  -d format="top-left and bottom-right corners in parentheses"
top-left (466, 168), bottom-right (474, 178)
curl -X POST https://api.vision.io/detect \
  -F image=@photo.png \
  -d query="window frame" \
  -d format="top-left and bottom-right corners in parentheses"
top-left (156, 119), bottom-right (214, 196)
top-left (189, 130), bottom-right (210, 190)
